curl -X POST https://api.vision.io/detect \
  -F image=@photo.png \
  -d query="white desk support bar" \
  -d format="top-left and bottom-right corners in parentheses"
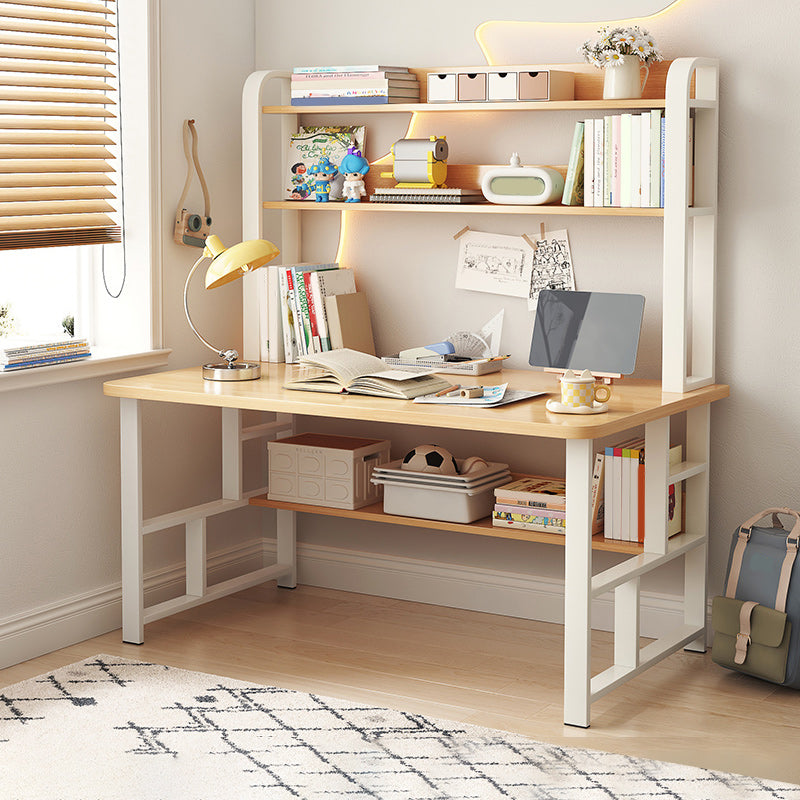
top-left (566, 409), bottom-right (711, 726)
top-left (119, 401), bottom-right (294, 644)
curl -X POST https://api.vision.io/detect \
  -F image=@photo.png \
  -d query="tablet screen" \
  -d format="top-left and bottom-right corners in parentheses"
top-left (529, 290), bottom-right (645, 375)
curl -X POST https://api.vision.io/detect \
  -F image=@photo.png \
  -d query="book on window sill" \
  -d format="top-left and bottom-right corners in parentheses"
top-left (284, 348), bottom-right (452, 399)
top-left (2, 350), bottom-right (91, 371)
top-left (2, 335), bottom-right (89, 357)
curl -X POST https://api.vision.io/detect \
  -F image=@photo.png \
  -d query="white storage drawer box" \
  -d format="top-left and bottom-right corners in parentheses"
top-left (427, 72), bottom-right (457, 102)
top-left (426, 66), bottom-right (574, 103)
top-left (268, 433), bottom-right (390, 510)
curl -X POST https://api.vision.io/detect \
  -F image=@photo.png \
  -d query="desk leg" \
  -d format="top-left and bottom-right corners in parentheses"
top-left (276, 509), bottom-right (297, 588)
top-left (120, 397), bottom-right (144, 644)
top-left (275, 413), bottom-right (297, 588)
top-left (563, 438), bottom-right (594, 728)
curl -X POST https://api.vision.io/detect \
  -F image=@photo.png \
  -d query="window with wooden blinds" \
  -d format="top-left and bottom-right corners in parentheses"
top-left (0, 0), bottom-right (119, 249)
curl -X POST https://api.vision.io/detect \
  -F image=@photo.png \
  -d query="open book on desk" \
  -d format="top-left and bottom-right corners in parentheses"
top-left (284, 348), bottom-right (452, 399)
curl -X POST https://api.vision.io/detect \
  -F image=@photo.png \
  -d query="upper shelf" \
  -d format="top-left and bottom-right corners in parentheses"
top-left (262, 61), bottom-right (701, 116)
top-left (262, 99), bottom-right (669, 115)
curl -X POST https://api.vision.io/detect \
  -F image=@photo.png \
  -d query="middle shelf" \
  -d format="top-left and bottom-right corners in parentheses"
top-left (262, 200), bottom-right (666, 216)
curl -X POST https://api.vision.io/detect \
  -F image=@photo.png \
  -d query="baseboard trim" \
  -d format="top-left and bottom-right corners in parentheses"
top-left (0, 541), bottom-right (265, 670)
top-left (279, 540), bottom-right (692, 639)
top-left (1, 538), bottom-right (701, 670)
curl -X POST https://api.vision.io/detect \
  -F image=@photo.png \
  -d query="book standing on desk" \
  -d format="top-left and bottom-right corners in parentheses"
top-left (276, 263), bottom-right (338, 362)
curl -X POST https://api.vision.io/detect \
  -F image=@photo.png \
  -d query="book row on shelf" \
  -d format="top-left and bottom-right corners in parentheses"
top-left (1, 336), bottom-right (90, 372)
top-left (562, 111), bottom-right (689, 209)
top-left (263, 262), bottom-right (362, 363)
top-left (290, 64), bottom-right (420, 106)
top-left (488, 443), bottom-right (684, 541)
top-left (603, 441), bottom-right (683, 543)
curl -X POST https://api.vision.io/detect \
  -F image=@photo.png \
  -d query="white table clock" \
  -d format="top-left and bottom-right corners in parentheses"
top-left (480, 153), bottom-right (564, 205)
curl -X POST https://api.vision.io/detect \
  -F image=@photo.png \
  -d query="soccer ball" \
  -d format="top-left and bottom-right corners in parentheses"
top-left (401, 444), bottom-right (459, 475)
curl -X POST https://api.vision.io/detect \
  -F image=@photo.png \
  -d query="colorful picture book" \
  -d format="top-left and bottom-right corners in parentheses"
top-left (491, 463), bottom-right (604, 535)
top-left (285, 125), bottom-right (365, 201)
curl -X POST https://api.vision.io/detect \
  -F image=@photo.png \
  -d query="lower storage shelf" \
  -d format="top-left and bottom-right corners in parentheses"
top-left (248, 494), bottom-right (643, 555)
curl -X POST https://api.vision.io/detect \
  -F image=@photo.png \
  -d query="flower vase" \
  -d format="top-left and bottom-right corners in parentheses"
top-left (602, 55), bottom-right (649, 100)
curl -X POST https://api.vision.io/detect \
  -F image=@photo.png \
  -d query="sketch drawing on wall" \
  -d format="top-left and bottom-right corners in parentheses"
top-left (527, 229), bottom-right (575, 310)
top-left (455, 230), bottom-right (534, 297)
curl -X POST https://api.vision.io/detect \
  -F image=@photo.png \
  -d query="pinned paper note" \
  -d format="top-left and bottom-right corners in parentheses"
top-left (527, 229), bottom-right (575, 311)
top-left (455, 230), bottom-right (534, 298)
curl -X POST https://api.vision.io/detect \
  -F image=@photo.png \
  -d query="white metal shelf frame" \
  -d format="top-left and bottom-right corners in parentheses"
top-left (241, 59), bottom-right (719, 393)
top-left (237, 61), bottom-right (719, 728)
top-left (120, 402), bottom-right (295, 644)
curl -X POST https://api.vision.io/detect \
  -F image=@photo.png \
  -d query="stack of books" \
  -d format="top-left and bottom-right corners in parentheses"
top-left (603, 441), bottom-right (683, 542)
top-left (562, 112), bottom-right (680, 209)
top-left (492, 462), bottom-right (605, 535)
top-left (1, 336), bottom-right (90, 372)
top-left (290, 65), bottom-right (420, 106)
top-left (264, 262), bottom-right (362, 363)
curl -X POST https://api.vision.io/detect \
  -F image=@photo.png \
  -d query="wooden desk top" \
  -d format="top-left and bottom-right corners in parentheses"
top-left (103, 365), bottom-right (729, 441)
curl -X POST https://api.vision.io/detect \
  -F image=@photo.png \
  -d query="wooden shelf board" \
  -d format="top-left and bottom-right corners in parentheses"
top-left (248, 493), bottom-right (643, 555)
top-left (262, 200), bottom-right (664, 217)
top-left (263, 99), bottom-right (667, 115)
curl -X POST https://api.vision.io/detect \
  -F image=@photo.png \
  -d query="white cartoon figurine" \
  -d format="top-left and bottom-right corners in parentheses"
top-left (339, 145), bottom-right (370, 202)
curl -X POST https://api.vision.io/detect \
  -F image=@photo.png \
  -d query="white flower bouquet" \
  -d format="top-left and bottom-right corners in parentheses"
top-left (580, 26), bottom-right (663, 67)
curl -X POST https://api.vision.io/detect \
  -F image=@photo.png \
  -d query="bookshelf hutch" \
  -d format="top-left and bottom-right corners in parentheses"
top-left (103, 57), bottom-right (726, 728)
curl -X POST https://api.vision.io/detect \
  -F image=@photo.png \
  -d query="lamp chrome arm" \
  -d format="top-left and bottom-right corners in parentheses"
top-left (183, 252), bottom-right (256, 380)
top-left (184, 253), bottom-right (228, 358)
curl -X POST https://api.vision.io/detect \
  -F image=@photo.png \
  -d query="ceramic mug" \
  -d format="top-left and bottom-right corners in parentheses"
top-left (559, 369), bottom-right (612, 409)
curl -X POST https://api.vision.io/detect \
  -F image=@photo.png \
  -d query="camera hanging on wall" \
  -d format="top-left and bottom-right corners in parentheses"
top-left (174, 119), bottom-right (212, 247)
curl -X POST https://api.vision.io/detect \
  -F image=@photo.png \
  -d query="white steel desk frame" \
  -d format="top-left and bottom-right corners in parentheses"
top-left (111, 370), bottom-right (717, 728)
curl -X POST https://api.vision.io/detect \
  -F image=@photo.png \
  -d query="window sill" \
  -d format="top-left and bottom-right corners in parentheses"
top-left (0, 348), bottom-right (171, 393)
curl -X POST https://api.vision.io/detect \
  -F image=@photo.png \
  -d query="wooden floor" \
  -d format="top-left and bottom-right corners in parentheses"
top-left (3, 583), bottom-right (800, 785)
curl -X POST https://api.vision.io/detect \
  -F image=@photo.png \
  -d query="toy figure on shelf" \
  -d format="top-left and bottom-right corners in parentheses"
top-left (308, 153), bottom-right (338, 202)
top-left (339, 145), bottom-right (370, 203)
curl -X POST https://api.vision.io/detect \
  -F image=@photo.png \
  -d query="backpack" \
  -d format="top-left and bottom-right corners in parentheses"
top-left (712, 508), bottom-right (800, 687)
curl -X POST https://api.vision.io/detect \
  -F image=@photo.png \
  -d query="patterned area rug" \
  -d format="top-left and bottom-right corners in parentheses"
top-left (1, 655), bottom-right (798, 800)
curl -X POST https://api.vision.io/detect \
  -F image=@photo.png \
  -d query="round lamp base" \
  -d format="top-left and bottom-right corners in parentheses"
top-left (202, 362), bottom-right (261, 381)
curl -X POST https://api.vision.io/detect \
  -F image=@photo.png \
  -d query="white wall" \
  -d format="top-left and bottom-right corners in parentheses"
top-left (0, 0), bottom-right (259, 667)
top-left (253, 0), bottom-right (800, 607)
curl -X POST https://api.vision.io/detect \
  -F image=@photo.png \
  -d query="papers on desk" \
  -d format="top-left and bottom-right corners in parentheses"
top-left (413, 383), bottom-right (544, 407)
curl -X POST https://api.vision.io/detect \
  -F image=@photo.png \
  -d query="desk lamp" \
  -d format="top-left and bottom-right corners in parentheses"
top-left (184, 234), bottom-right (280, 381)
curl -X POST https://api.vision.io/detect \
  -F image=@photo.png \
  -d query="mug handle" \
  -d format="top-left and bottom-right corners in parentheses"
top-left (594, 384), bottom-right (611, 404)
top-left (640, 62), bottom-right (650, 95)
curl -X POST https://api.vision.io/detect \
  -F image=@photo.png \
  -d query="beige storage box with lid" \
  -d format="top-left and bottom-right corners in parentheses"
top-left (268, 433), bottom-right (390, 510)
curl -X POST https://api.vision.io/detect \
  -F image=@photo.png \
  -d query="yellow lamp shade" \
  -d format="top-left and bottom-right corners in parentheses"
top-left (203, 234), bottom-right (280, 289)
